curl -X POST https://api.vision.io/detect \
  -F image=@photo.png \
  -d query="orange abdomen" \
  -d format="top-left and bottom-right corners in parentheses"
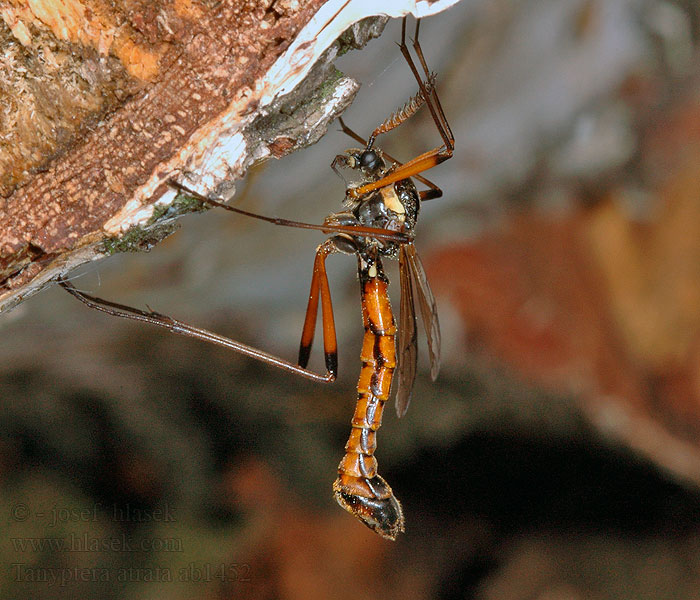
top-left (333, 276), bottom-right (405, 540)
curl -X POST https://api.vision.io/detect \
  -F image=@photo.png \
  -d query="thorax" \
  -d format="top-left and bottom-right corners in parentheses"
top-left (352, 177), bottom-right (419, 259)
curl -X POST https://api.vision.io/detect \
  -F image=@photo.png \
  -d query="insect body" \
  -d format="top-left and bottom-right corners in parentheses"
top-left (317, 163), bottom-right (421, 539)
top-left (296, 17), bottom-right (451, 535)
top-left (334, 253), bottom-right (403, 539)
top-left (58, 17), bottom-right (452, 540)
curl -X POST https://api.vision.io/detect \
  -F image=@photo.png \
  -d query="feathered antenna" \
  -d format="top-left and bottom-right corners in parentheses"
top-left (367, 73), bottom-right (437, 148)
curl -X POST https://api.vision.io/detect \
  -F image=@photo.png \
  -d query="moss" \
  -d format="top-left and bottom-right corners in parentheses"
top-left (155, 190), bottom-right (208, 219)
top-left (318, 67), bottom-right (344, 99)
top-left (100, 190), bottom-right (208, 256)
top-left (100, 222), bottom-right (175, 255)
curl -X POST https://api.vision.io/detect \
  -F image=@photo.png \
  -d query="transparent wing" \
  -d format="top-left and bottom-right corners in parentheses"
top-left (395, 244), bottom-right (418, 418)
top-left (405, 243), bottom-right (441, 380)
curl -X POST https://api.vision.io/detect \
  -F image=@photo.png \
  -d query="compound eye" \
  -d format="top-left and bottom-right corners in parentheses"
top-left (359, 150), bottom-right (379, 170)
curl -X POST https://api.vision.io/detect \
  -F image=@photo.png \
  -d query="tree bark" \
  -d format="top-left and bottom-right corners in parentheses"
top-left (0, 0), bottom-right (462, 314)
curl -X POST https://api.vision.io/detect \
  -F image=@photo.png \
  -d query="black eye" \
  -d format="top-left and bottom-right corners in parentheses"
top-left (359, 150), bottom-right (379, 170)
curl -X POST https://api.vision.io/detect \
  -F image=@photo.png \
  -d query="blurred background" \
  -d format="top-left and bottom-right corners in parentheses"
top-left (4, 0), bottom-right (700, 597)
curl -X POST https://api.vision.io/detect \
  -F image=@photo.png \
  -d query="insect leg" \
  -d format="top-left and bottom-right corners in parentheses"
top-left (346, 145), bottom-right (448, 201)
top-left (59, 278), bottom-right (336, 382)
top-left (337, 118), bottom-right (443, 201)
top-left (171, 181), bottom-right (409, 243)
top-left (298, 238), bottom-right (343, 378)
top-left (398, 18), bottom-right (454, 155)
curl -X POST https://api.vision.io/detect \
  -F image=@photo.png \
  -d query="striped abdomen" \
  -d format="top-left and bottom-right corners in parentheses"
top-left (333, 262), bottom-right (404, 540)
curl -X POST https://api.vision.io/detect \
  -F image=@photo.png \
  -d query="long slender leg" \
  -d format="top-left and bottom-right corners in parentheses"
top-left (411, 20), bottom-right (454, 148)
top-left (344, 18), bottom-right (454, 202)
top-left (59, 278), bottom-right (336, 383)
top-left (346, 145), bottom-right (448, 201)
top-left (170, 181), bottom-right (409, 243)
top-left (398, 18), bottom-right (454, 154)
top-left (298, 239), bottom-right (340, 378)
top-left (338, 118), bottom-right (443, 201)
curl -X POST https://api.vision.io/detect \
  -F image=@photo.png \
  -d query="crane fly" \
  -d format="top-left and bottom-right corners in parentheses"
top-left (58, 16), bottom-right (453, 540)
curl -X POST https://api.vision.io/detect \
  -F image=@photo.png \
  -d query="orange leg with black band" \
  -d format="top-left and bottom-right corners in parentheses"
top-left (298, 239), bottom-right (340, 378)
top-left (337, 117), bottom-right (444, 201)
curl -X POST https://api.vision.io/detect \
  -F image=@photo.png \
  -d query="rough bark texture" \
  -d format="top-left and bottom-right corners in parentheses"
top-left (0, 0), bottom-right (461, 314)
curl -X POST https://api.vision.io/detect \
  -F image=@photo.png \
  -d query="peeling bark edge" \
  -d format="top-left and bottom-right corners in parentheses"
top-left (0, 0), bottom-right (462, 315)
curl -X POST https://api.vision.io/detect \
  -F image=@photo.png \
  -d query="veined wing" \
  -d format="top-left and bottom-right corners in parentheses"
top-left (405, 243), bottom-right (440, 381)
top-left (395, 244), bottom-right (418, 418)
